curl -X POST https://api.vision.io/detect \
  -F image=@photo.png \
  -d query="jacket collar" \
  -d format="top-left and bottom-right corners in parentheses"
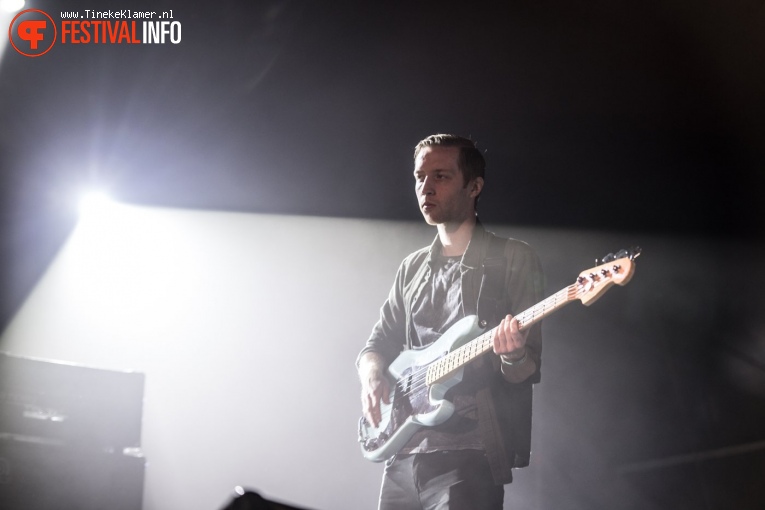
top-left (426, 217), bottom-right (489, 270)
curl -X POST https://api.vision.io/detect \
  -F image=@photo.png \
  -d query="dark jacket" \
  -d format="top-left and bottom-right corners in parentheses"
top-left (358, 220), bottom-right (544, 484)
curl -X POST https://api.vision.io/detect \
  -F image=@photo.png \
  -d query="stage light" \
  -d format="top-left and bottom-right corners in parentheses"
top-left (0, 0), bottom-right (24, 13)
top-left (77, 190), bottom-right (115, 220)
top-left (0, 0), bottom-right (24, 68)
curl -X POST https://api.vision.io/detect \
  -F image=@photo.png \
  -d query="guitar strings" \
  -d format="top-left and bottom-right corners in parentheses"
top-left (372, 283), bottom-right (584, 425)
top-left (401, 283), bottom-right (577, 390)
top-left (369, 261), bottom-right (633, 433)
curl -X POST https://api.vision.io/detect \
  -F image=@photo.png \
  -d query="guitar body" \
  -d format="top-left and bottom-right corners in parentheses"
top-left (358, 315), bottom-right (486, 462)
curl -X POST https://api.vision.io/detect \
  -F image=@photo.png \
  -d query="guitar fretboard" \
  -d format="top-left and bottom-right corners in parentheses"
top-left (425, 284), bottom-right (578, 385)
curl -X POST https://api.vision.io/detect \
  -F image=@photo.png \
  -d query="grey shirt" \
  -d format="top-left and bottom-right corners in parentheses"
top-left (405, 253), bottom-right (484, 452)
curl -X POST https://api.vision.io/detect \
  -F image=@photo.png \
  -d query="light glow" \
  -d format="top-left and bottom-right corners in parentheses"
top-left (0, 0), bottom-right (24, 13)
top-left (78, 190), bottom-right (115, 219)
top-left (0, 0), bottom-right (24, 69)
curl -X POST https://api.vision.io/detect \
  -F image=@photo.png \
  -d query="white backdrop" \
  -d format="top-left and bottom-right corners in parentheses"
top-left (1, 205), bottom-right (718, 510)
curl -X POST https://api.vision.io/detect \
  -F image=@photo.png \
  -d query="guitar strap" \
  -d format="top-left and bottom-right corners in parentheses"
top-left (475, 234), bottom-right (515, 484)
top-left (476, 233), bottom-right (507, 327)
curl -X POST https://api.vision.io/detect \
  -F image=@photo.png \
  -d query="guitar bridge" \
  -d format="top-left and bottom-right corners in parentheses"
top-left (358, 417), bottom-right (389, 451)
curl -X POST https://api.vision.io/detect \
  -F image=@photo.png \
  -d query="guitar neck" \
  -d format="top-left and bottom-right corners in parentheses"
top-left (515, 283), bottom-right (578, 332)
top-left (426, 284), bottom-right (578, 384)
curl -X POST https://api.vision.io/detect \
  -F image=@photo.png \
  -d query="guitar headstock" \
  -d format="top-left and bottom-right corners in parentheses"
top-left (575, 247), bottom-right (640, 306)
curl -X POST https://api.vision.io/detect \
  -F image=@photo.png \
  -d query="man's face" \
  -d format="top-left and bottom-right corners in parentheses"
top-left (414, 146), bottom-right (482, 226)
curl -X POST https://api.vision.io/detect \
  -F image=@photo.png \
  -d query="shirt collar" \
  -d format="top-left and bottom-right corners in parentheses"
top-left (426, 218), bottom-right (488, 270)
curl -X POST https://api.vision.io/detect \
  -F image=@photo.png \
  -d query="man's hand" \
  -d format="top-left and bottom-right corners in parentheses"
top-left (358, 352), bottom-right (390, 428)
top-left (493, 314), bottom-right (527, 361)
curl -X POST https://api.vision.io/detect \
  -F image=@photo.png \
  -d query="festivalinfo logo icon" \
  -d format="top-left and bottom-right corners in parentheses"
top-left (8, 8), bottom-right (181, 57)
top-left (8, 9), bottom-right (56, 57)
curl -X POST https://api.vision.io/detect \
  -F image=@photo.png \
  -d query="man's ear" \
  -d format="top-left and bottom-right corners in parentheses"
top-left (470, 177), bottom-right (484, 198)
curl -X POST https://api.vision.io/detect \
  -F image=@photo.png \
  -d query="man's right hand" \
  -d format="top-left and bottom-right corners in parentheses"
top-left (358, 353), bottom-right (391, 428)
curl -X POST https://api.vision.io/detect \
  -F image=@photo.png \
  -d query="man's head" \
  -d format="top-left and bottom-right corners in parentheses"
top-left (414, 134), bottom-right (486, 193)
top-left (413, 134), bottom-right (485, 227)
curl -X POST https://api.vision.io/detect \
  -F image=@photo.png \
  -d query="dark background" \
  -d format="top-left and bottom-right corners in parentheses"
top-left (2, 0), bottom-right (763, 329)
top-left (1, 1), bottom-right (764, 508)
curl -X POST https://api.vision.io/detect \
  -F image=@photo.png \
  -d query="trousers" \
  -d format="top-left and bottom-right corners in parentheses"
top-left (378, 450), bottom-right (505, 510)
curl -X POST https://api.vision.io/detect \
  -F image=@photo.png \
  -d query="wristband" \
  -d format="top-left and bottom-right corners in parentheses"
top-left (500, 349), bottom-right (528, 367)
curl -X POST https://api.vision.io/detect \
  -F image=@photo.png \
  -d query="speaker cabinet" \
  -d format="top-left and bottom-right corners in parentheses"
top-left (0, 438), bottom-right (144, 510)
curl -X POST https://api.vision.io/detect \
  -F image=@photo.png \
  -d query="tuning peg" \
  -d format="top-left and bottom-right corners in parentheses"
top-left (601, 246), bottom-right (642, 264)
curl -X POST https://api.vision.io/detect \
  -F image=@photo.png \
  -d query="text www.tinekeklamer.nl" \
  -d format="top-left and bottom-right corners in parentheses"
top-left (58, 9), bottom-right (181, 44)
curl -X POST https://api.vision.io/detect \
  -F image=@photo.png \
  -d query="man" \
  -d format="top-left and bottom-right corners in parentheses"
top-left (357, 134), bottom-right (544, 509)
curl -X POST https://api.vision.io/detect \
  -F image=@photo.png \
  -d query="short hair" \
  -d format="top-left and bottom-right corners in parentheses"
top-left (413, 134), bottom-right (486, 187)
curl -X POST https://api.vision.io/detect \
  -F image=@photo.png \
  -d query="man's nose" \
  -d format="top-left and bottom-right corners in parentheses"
top-left (420, 176), bottom-right (434, 195)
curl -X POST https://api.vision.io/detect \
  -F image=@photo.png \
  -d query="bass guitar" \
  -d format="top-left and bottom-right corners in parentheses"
top-left (358, 247), bottom-right (640, 462)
